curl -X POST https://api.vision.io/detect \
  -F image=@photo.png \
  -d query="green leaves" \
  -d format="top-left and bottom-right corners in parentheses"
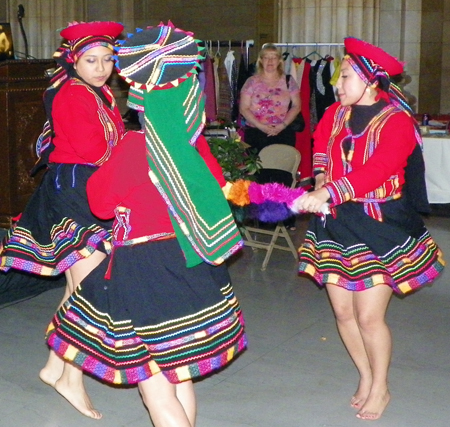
top-left (207, 135), bottom-right (260, 181)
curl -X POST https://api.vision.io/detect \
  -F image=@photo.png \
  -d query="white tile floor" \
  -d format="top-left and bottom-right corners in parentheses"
top-left (1, 215), bottom-right (449, 427)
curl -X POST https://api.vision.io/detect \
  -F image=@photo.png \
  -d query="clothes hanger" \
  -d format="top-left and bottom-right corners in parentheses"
top-left (302, 50), bottom-right (324, 60)
top-left (240, 40), bottom-right (246, 66)
top-left (215, 40), bottom-right (221, 57)
top-left (205, 40), bottom-right (212, 57)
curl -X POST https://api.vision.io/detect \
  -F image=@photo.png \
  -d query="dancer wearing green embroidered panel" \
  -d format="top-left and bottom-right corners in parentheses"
top-left (46, 22), bottom-right (247, 427)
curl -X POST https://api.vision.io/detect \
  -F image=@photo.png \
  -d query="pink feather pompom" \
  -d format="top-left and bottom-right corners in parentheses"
top-left (247, 182), bottom-right (266, 204)
top-left (285, 187), bottom-right (307, 207)
top-left (247, 182), bottom-right (306, 207)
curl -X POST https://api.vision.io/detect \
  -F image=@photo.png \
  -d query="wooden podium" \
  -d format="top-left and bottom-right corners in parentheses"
top-left (0, 59), bottom-right (55, 228)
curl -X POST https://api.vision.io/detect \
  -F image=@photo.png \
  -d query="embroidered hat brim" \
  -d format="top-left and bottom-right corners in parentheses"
top-left (115, 21), bottom-right (204, 91)
top-left (60, 21), bottom-right (124, 41)
top-left (344, 37), bottom-right (404, 76)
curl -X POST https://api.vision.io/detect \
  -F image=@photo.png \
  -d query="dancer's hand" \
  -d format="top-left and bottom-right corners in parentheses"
top-left (292, 187), bottom-right (330, 213)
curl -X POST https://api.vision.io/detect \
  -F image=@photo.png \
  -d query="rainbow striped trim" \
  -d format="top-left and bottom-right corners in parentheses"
top-left (299, 230), bottom-right (444, 294)
top-left (46, 283), bottom-right (247, 385)
top-left (0, 219), bottom-right (111, 276)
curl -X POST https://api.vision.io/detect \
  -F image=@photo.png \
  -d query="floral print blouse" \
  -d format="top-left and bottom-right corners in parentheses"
top-left (240, 74), bottom-right (299, 127)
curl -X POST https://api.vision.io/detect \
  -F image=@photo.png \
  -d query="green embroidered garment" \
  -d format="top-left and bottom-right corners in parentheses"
top-left (116, 23), bottom-right (243, 266)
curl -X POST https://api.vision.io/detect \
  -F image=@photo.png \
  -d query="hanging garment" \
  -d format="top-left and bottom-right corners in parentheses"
top-left (236, 49), bottom-right (252, 125)
top-left (283, 51), bottom-right (292, 75)
top-left (292, 57), bottom-right (313, 186)
top-left (203, 55), bottom-right (217, 122)
top-left (224, 50), bottom-right (236, 83)
top-left (224, 50), bottom-right (238, 116)
top-left (213, 52), bottom-right (221, 119)
top-left (227, 52), bottom-right (239, 122)
top-left (329, 55), bottom-right (341, 101)
top-left (237, 48), bottom-right (251, 92)
top-left (308, 59), bottom-right (319, 132)
top-left (312, 59), bottom-right (336, 122)
top-left (217, 55), bottom-right (233, 122)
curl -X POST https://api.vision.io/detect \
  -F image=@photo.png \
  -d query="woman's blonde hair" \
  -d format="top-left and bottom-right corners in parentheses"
top-left (256, 44), bottom-right (284, 76)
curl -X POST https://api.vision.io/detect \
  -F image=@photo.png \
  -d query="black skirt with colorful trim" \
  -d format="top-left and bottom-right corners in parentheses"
top-left (46, 238), bottom-right (247, 385)
top-left (0, 164), bottom-right (112, 276)
top-left (298, 198), bottom-right (445, 294)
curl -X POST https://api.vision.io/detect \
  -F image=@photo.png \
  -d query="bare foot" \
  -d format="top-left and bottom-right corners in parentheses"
top-left (54, 378), bottom-right (102, 419)
top-left (351, 394), bottom-right (365, 409)
top-left (39, 367), bottom-right (61, 388)
top-left (39, 355), bottom-right (64, 388)
top-left (350, 378), bottom-right (372, 409)
top-left (356, 389), bottom-right (390, 421)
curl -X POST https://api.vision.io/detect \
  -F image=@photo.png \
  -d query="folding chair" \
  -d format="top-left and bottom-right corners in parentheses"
top-left (242, 144), bottom-right (301, 270)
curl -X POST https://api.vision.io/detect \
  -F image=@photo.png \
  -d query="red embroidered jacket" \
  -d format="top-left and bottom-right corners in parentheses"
top-left (313, 102), bottom-right (417, 216)
top-left (49, 79), bottom-right (124, 165)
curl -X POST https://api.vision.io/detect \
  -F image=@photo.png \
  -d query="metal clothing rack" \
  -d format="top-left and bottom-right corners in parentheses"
top-left (204, 39), bottom-right (254, 65)
top-left (207, 40), bottom-right (254, 48)
top-left (263, 42), bottom-right (345, 58)
top-left (263, 42), bottom-right (344, 48)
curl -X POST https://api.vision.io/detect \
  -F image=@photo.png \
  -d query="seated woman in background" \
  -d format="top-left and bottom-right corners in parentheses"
top-left (240, 44), bottom-right (302, 229)
top-left (239, 44), bottom-right (301, 154)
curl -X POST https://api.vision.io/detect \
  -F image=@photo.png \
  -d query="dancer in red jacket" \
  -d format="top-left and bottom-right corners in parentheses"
top-left (296, 37), bottom-right (444, 420)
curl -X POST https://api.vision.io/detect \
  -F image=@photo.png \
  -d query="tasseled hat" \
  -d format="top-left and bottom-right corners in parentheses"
top-left (60, 20), bottom-right (124, 39)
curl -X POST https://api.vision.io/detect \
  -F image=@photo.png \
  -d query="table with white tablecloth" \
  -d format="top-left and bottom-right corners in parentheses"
top-left (422, 135), bottom-right (450, 204)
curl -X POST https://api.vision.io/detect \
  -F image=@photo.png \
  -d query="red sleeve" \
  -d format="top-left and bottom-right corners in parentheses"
top-left (196, 135), bottom-right (226, 187)
top-left (87, 131), bottom-right (148, 219)
top-left (52, 83), bottom-right (115, 164)
top-left (325, 112), bottom-right (417, 204)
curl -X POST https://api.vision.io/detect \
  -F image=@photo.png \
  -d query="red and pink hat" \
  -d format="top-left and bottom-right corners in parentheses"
top-left (59, 21), bottom-right (124, 62)
top-left (60, 21), bottom-right (123, 41)
top-left (344, 37), bottom-right (404, 77)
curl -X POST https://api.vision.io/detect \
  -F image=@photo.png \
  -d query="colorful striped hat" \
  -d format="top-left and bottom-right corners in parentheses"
top-left (59, 21), bottom-right (124, 62)
top-left (115, 21), bottom-right (204, 91)
top-left (49, 21), bottom-right (123, 89)
top-left (344, 37), bottom-right (404, 77)
top-left (343, 37), bottom-right (413, 116)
